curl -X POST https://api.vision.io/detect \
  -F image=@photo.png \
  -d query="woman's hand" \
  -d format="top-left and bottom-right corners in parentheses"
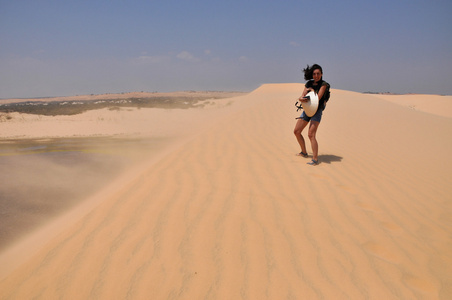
top-left (298, 95), bottom-right (309, 103)
top-left (298, 87), bottom-right (313, 102)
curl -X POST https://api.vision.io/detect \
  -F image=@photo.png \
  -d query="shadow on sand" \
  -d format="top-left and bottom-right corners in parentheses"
top-left (318, 154), bottom-right (343, 164)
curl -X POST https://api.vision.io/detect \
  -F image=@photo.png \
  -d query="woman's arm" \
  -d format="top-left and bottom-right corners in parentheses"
top-left (298, 87), bottom-right (311, 102)
top-left (317, 85), bottom-right (327, 100)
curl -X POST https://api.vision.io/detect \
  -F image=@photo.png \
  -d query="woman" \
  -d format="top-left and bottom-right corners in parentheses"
top-left (293, 64), bottom-right (330, 165)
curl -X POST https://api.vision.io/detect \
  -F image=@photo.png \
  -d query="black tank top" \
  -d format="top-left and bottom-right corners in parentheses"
top-left (305, 79), bottom-right (330, 110)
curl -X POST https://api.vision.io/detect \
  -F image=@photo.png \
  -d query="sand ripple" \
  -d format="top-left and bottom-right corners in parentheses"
top-left (0, 84), bottom-right (451, 299)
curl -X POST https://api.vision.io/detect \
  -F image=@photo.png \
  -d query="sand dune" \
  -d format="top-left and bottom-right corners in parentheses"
top-left (369, 93), bottom-right (452, 118)
top-left (0, 84), bottom-right (451, 299)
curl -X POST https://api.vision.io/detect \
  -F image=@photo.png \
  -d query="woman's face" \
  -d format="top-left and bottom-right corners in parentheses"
top-left (312, 69), bottom-right (322, 82)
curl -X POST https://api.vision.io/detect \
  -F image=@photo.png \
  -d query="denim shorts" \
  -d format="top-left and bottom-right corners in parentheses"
top-left (300, 108), bottom-right (323, 123)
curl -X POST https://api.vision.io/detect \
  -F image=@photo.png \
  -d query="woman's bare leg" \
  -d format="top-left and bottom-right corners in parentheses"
top-left (308, 121), bottom-right (320, 161)
top-left (293, 118), bottom-right (309, 154)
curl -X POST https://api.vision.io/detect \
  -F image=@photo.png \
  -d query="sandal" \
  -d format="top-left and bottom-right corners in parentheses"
top-left (297, 151), bottom-right (308, 158)
top-left (307, 159), bottom-right (318, 165)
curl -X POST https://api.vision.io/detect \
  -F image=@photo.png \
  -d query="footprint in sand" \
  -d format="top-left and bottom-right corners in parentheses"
top-left (362, 241), bottom-right (401, 264)
top-left (379, 221), bottom-right (404, 235)
top-left (402, 274), bottom-right (438, 294)
top-left (356, 201), bottom-right (380, 212)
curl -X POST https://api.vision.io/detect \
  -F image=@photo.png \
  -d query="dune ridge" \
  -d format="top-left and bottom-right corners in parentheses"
top-left (0, 84), bottom-right (451, 299)
top-left (369, 93), bottom-right (452, 118)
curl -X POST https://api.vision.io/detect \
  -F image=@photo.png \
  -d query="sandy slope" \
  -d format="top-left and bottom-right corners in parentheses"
top-left (0, 97), bottom-right (238, 139)
top-left (368, 93), bottom-right (452, 118)
top-left (0, 84), bottom-right (451, 299)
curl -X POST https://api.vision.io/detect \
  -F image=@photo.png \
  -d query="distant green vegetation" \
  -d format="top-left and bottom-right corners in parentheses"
top-left (0, 96), bottom-right (215, 116)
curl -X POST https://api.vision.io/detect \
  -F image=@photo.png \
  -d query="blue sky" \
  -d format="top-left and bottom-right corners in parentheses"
top-left (1, 0), bottom-right (451, 98)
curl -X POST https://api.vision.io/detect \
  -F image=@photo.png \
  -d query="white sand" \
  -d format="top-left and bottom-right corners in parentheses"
top-left (0, 84), bottom-right (451, 299)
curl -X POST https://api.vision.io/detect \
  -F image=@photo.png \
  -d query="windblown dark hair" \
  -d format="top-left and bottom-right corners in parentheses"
top-left (303, 64), bottom-right (323, 81)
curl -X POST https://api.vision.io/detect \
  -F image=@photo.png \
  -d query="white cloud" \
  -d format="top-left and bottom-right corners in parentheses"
top-left (239, 56), bottom-right (248, 62)
top-left (176, 51), bottom-right (200, 62)
top-left (289, 41), bottom-right (300, 47)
